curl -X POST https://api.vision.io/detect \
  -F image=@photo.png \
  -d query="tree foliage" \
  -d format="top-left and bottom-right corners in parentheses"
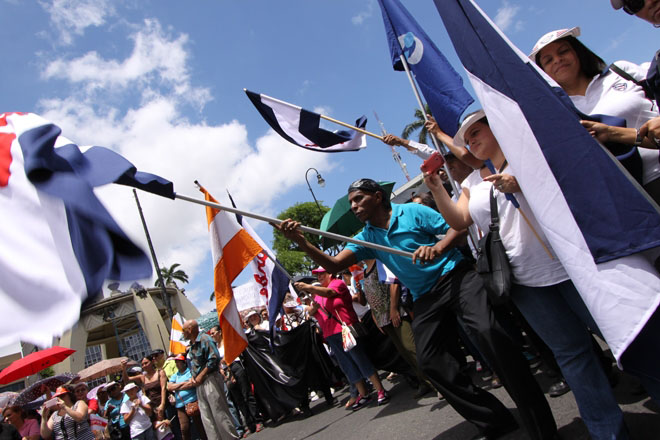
top-left (401, 104), bottom-right (432, 144)
top-left (156, 263), bottom-right (189, 288)
top-left (273, 201), bottom-right (330, 275)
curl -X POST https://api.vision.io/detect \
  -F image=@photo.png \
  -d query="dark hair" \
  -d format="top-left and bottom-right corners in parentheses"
top-left (536, 36), bottom-right (606, 79)
top-left (210, 325), bottom-right (220, 333)
top-left (3, 406), bottom-right (25, 420)
top-left (347, 178), bottom-right (391, 209)
top-left (411, 191), bottom-right (438, 211)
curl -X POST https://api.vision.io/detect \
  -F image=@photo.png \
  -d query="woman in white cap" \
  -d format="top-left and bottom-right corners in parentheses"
top-left (530, 26), bottom-right (660, 203)
top-left (119, 383), bottom-right (154, 440)
top-left (424, 111), bottom-right (630, 440)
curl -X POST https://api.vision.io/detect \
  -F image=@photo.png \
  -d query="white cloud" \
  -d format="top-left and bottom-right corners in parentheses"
top-left (494, 1), bottom-right (523, 33)
top-left (42, 19), bottom-right (210, 108)
top-left (352, 0), bottom-right (375, 25)
top-left (36, 19), bottom-right (333, 315)
top-left (39, 0), bottom-right (115, 45)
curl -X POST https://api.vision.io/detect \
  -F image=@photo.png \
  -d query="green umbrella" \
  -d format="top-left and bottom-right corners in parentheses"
top-left (320, 181), bottom-right (395, 247)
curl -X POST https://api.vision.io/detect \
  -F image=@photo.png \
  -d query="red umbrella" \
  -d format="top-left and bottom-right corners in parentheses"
top-left (0, 346), bottom-right (75, 385)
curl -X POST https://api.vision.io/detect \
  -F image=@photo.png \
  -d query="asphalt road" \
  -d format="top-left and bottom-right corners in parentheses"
top-left (247, 364), bottom-right (660, 440)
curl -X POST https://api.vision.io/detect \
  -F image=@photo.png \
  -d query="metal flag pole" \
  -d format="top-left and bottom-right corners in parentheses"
top-left (397, 54), bottom-right (480, 249)
top-left (175, 192), bottom-right (414, 259)
top-left (374, 110), bottom-right (411, 181)
top-left (133, 189), bottom-right (175, 322)
top-left (249, 89), bottom-right (384, 141)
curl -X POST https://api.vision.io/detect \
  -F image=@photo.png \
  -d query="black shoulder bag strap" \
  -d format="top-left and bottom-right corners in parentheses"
top-left (608, 63), bottom-right (655, 106)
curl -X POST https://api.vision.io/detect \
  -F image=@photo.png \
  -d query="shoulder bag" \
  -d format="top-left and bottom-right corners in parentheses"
top-left (475, 184), bottom-right (512, 305)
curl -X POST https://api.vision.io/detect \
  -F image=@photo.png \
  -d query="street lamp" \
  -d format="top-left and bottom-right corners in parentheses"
top-left (305, 167), bottom-right (325, 214)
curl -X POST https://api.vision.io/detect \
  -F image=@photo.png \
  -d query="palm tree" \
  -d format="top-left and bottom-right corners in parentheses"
top-left (401, 104), bottom-right (432, 144)
top-left (156, 263), bottom-right (189, 288)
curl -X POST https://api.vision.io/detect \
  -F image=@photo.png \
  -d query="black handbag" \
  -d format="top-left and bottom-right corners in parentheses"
top-left (475, 185), bottom-right (512, 305)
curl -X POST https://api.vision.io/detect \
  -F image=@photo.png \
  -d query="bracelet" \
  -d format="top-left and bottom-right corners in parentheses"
top-left (633, 128), bottom-right (643, 147)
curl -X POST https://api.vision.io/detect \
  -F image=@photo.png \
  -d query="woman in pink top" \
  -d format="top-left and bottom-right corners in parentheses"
top-left (3, 406), bottom-right (39, 440)
top-left (295, 267), bottom-right (389, 411)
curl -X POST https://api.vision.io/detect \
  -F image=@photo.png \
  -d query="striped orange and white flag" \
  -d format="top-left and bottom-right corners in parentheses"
top-left (169, 313), bottom-right (188, 355)
top-left (199, 186), bottom-right (262, 363)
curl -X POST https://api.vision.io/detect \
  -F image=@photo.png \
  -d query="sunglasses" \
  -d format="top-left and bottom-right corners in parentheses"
top-left (621, 0), bottom-right (645, 14)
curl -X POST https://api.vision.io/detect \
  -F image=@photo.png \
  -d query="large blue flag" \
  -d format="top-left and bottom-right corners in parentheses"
top-left (377, 0), bottom-right (473, 136)
top-left (433, 0), bottom-right (660, 362)
top-left (0, 112), bottom-right (174, 346)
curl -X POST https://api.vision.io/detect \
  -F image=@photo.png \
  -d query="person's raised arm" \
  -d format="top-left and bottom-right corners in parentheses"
top-left (39, 407), bottom-right (54, 440)
top-left (423, 172), bottom-right (473, 231)
top-left (294, 283), bottom-right (338, 298)
top-left (274, 219), bottom-right (357, 274)
top-left (63, 400), bottom-right (88, 423)
top-left (425, 115), bottom-right (483, 169)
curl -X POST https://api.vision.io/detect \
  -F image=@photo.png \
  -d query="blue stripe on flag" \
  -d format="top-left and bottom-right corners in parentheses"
top-left (377, 0), bottom-right (473, 136)
top-left (434, 0), bottom-right (660, 263)
top-left (18, 122), bottom-right (168, 294)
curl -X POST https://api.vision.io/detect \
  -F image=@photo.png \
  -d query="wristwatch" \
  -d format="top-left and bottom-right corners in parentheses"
top-left (633, 128), bottom-right (643, 147)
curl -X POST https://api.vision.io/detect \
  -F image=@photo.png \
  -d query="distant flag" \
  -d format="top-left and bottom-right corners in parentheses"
top-left (169, 313), bottom-right (188, 355)
top-left (199, 186), bottom-right (263, 363)
top-left (226, 192), bottom-right (296, 336)
top-left (434, 0), bottom-right (660, 362)
top-left (0, 112), bottom-right (174, 347)
top-left (245, 90), bottom-right (367, 153)
top-left (377, 0), bottom-right (474, 136)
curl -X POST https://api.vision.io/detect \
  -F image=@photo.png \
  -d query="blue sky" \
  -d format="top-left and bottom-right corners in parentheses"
top-left (1, 0), bottom-right (657, 318)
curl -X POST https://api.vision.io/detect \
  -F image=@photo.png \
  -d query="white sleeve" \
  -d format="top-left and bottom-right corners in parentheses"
top-left (406, 140), bottom-right (435, 159)
top-left (611, 60), bottom-right (652, 82)
top-left (141, 395), bottom-right (151, 405)
top-left (120, 402), bottom-right (131, 415)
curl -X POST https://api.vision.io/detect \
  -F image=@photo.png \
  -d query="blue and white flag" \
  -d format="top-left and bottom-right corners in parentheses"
top-left (377, 0), bottom-right (473, 136)
top-left (434, 0), bottom-right (660, 362)
top-left (0, 112), bottom-right (174, 347)
top-left (245, 90), bottom-right (367, 153)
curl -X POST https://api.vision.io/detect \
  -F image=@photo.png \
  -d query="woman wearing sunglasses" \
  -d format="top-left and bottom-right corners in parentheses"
top-left (610, 0), bottom-right (660, 160)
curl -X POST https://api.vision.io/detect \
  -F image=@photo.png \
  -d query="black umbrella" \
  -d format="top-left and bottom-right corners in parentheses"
top-left (13, 373), bottom-right (79, 406)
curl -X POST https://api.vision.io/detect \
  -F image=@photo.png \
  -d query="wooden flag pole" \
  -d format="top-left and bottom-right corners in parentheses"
top-left (250, 89), bottom-right (383, 141)
top-left (318, 114), bottom-right (383, 141)
top-left (518, 209), bottom-right (554, 260)
top-left (175, 192), bottom-right (414, 259)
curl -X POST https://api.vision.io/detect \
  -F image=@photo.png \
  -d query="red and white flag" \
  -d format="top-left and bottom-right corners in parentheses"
top-left (200, 186), bottom-right (262, 363)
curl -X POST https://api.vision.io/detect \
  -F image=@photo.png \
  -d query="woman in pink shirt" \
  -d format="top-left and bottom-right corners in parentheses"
top-left (295, 267), bottom-right (389, 411)
top-left (3, 406), bottom-right (40, 440)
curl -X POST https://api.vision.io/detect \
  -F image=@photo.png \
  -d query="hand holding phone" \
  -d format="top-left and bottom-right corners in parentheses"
top-left (420, 152), bottom-right (445, 175)
top-left (45, 398), bottom-right (59, 409)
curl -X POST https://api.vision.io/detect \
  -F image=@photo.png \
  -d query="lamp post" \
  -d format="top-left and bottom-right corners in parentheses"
top-left (305, 167), bottom-right (326, 214)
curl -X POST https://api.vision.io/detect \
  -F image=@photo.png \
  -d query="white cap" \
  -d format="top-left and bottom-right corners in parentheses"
top-left (103, 381), bottom-right (118, 391)
top-left (122, 383), bottom-right (139, 393)
top-left (610, 0), bottom-right (624, 10)
top-left (529, 27), bottom-right (581, 61)
top-left (453, 110), bottom-right (487, 147)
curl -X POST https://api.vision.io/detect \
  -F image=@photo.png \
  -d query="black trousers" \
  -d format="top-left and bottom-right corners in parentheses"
top-left (412, 265), bottom-right (557, 439)
top-left (228, 365), bottom-right (262, 432)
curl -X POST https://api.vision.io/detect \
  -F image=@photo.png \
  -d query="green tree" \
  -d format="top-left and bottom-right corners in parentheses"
top-left (401, 104), bottom-right (432, 144)
top-left (273, 201), bottom-right (330, 275)
top-left (156, 263), bottom-right (189, 288)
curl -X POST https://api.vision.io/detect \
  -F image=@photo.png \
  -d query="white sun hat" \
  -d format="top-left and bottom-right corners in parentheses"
top-left (529, 27), bottom-right (581, 61)
top-left (453, 110), bottom-right (487, 147)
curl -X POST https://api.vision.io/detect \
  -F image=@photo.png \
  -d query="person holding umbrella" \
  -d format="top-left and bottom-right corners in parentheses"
top-left (40, 385), bottom-right (95, 440)
top-left (3, 406), bottom-right (39, 440)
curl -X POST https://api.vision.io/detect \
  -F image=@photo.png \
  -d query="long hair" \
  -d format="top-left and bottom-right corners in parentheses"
top-left (536, 36), bottom-right (606, 78)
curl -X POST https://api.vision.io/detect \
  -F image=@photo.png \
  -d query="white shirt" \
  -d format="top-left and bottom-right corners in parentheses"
top-left (120, 394), bottom-right (152, 437)
top-left (406, 140), bottom-right (436, 159)
top-left (464, 170), bottom-right (568, 287)
top-left (570, 61), bottom-right (660, 185)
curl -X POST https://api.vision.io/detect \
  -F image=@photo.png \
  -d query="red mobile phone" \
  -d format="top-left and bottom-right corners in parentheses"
top-left (420, 152), bottom-right (445, 175)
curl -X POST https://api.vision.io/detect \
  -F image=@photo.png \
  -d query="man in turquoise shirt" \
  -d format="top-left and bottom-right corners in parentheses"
top-left (278, 179), bottom-right (555, 440)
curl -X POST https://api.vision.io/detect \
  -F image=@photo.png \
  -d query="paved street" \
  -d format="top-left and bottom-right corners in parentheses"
top-left (248, 364), bottom-right (659, 440)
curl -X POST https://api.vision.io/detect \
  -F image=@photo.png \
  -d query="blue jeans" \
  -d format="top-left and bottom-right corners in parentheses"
top-left (511, 280), bottom-right (628, 440)
top-left (325, 333), bottom-right (375, 385)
